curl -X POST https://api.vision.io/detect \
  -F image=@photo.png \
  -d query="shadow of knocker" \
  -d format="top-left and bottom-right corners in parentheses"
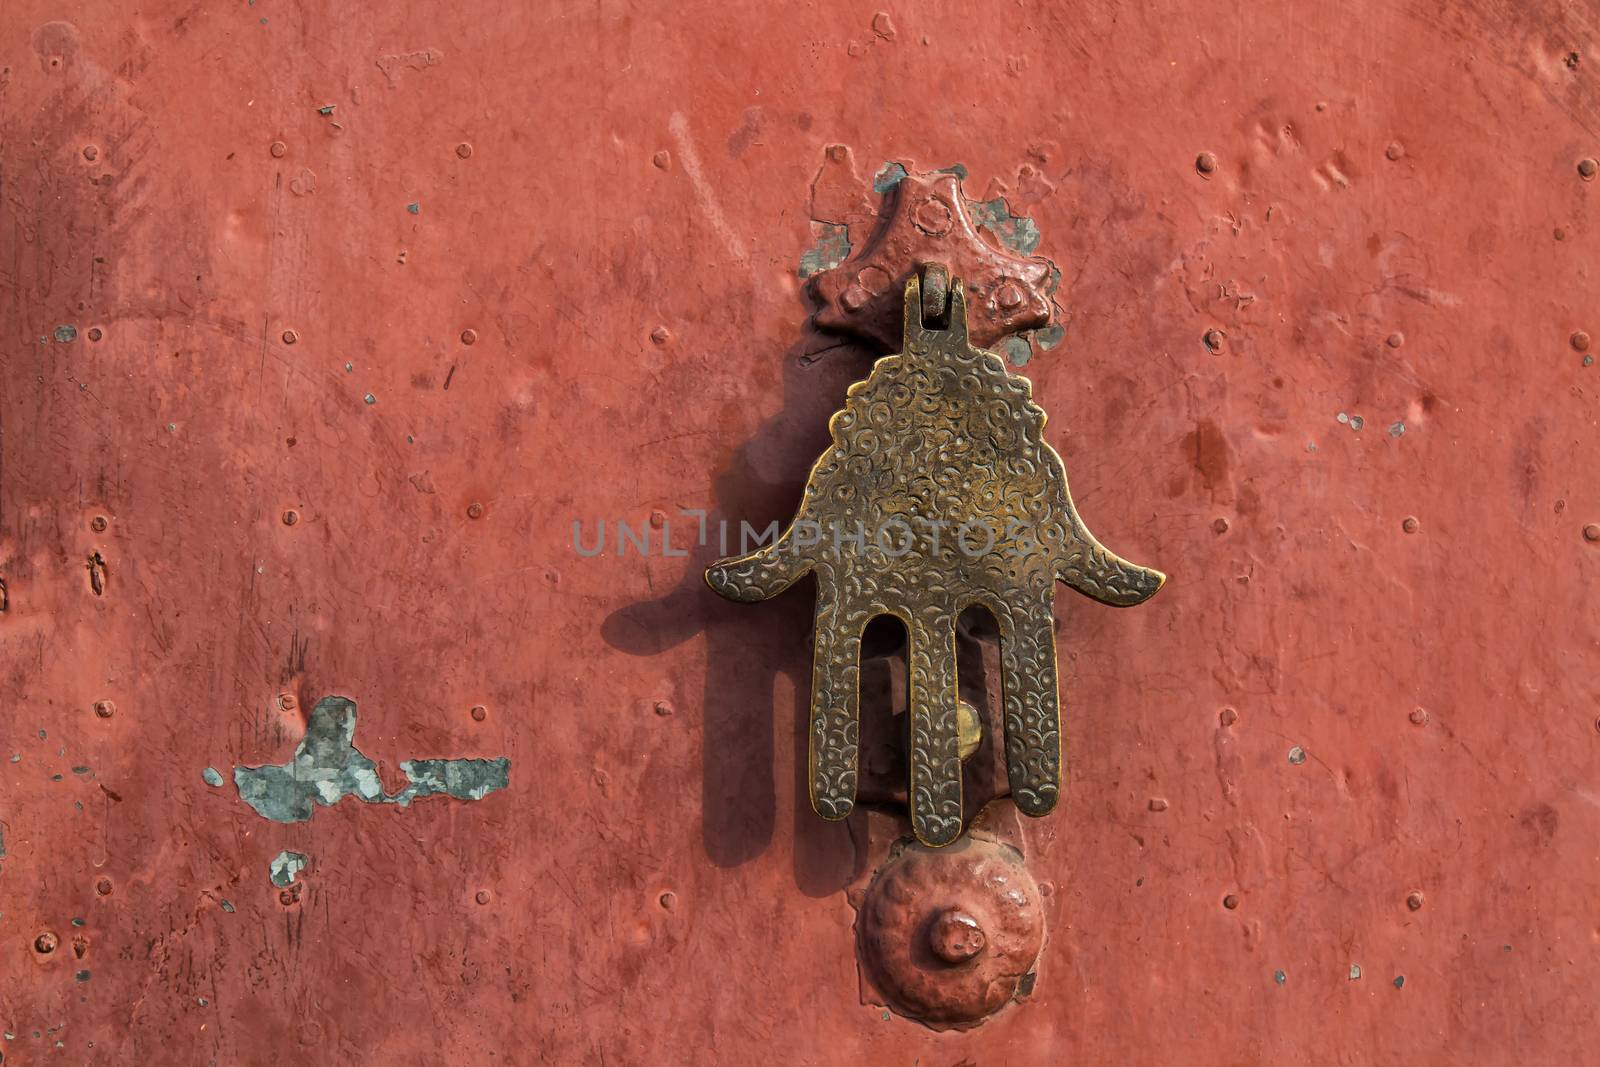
top-left (599, 321), bottom-right (876, 898)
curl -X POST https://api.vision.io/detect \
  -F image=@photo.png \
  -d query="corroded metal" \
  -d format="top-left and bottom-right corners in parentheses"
top-left (705, 276), bottom-right (1164, 846)
top-left (857, 835), bottom-right (1044, 1028)
top-left (810, 171), bottom-right (1054, 351)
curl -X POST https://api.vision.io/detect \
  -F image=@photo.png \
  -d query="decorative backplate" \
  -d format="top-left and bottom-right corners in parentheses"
top-left (704, 277), bottom-right (1164, 846)
top-left (809, 171), bottom-right (1054, 352)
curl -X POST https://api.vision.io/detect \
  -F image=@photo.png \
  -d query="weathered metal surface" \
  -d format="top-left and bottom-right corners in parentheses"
top-left (810, 171), bottom-right (1056, 351)
top-left (857, 834), bottom-right (1045, 1028)
top-left (707, 274), bottom-right (1163, 846)
top-left (2, 0), bottom-right (1599, 1063)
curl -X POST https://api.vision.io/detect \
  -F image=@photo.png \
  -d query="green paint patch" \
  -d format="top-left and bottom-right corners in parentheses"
top-left (53, 325), bottom-right (78, 343)
top-left (999, 336), bottom-right (1032, 367)
top-left (872, 162), bottom-right (908, 194)
top-left (797, 222), bottom-right (851, 279)
top-left (1034, 325), bottom-right (1066, 352)
top-left (406, 202), bottom-right (420, 215)
top-left (220, 899), bottom-right (236, 913)
top-left (202, 767), bottom-right (224, 787)
top-left (269, 850), bottom-right (307, 887)
top-left (75, 970), bottom-right (91, 982)
top-left (968, 198), bottom-right (1042, 256)
top-left (234, 696), bottom-right (510, 824)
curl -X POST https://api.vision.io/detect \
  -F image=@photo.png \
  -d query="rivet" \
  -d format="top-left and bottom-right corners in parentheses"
top-left (281, 329), bottom-right (297, 345)
top-left (82, 144), bottom-right (99, 161)
top-left (1223, 894), bottom-right (1239, 910)
top-left (658, 891), bottom-right (677, 911)
top-left (1402, 516), bottom-right (1419, 534)
top-left (278, 693), bottom-right (298, 713)
top-left (1219, 706), bottom-right (1238, 727)
top-left (1584, 524), bottom-right (1600, 543)
top-left (1195, 151), bottom-right (1218, 176)
top-left (1579, 158), bottom-right (1597, 180)
top-left (94, 877), bottom-right (112, 896)
top-left (652, 150), bottom-right (671, 170)
top-left (1409, 707), bottom-right (1429, 726)
top-left (1386, 331), bottom-right (1404, 348)
top-left (467, 502), bottom-right (485, 520)
top-left (93, 700), bottom-right (115, 719)
top-left (475, 890), bottom-right (491, 905)
top-left (840, 285), bottom-right (870, 312)
top-left (87, 327), bottom-right (103, 342)
top-left (1384, 142), bottom-right (1405, 161)
top-left (650, 326), bottom-right (671, 346)
top-left (996, 284), bottom-right (1025, 311)
top-left (460, 328), bottom-right (478, 345)
top-left (912, 198), bottom-right (953, 236)
top-left (1288, 746), bottom-right (1307, 765)
top-left (278, 889), bottom-right (297, 907)
top-left (653, 700), bottom-right (673, 717)
top-left (455, 142), bottom-right (473, 159)
top-left (1406, 890), bottom-right (1424, 911)
top-left (1148, 797), bottom-right (1169, 812)
top-left (34, 933), bottom-right (58, 954)
top-left (281, 509), bottom-right (299, 526)
top-left (1203, 328), bottom-right (1225, 352)
top-left (470, 705), bottom-right (487, 722)
top-left (1212, 517), bottom-right (1229, 534)
top-left (269, 141), bottom-right (287, 158)
top-left (928, 908), bottom-right (986, 963)
top-left (1572, 331), bottom-right (1591, 352)
top-left (90, 515), bottom-right (108, 532)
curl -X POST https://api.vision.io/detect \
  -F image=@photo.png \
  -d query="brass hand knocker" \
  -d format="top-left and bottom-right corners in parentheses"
top-left (706, 274), bottom-right (1164, 846)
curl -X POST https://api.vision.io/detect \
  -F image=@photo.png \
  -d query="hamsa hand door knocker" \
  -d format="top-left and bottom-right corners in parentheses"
top-left (706, 169), bottom-right (1165, 849)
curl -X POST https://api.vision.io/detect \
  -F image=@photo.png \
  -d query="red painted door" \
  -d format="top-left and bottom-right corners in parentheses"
top-left (3, 1), bottom-right (1598, 1063)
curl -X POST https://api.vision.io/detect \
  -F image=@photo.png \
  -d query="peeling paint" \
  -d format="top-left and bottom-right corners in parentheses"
top-left (968, 197), bottom-right (1042, 256)
top-left (233, 696), bottom-right (510, 824)
top-left (1034, 325), bottom-right (1066, 352)
top-left (872, 161), bottom-right (908, 194)
top-left (202, 767), bottom-right (223, 787)
top-left (798, 222), bottom-right (851, 279)
top-left (269, 850), bottom-right (307, 887)
top-left (998, 336), bottom-right (1032, 366)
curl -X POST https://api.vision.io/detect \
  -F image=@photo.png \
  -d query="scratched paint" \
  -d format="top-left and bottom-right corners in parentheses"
top-left (233, 697), bottom-right (510, 824)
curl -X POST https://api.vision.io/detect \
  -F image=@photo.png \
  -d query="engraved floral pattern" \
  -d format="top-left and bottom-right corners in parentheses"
top-left (706, 279), bottom-right (1164, 846)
